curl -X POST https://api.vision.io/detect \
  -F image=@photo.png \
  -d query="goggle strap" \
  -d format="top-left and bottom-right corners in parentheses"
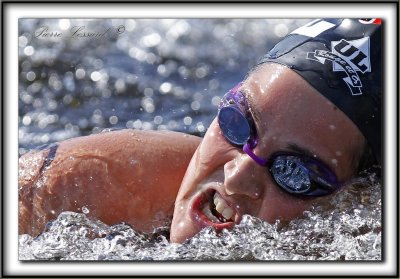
top-left (243, 143), bottom-right (268, 167)
top-left (230, 82), bottom-right (243, 94)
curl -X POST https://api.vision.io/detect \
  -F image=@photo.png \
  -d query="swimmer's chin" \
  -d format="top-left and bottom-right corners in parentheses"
top-left (170, 214), bottom-right (199, 243)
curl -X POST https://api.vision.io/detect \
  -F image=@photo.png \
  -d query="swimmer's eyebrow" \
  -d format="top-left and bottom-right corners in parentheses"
top-left (242, 89), bottom-right (262, 123)
top-left (286, 143), bottom-right (334, 170)
top-left (286, 143), bottom-right (316, 158)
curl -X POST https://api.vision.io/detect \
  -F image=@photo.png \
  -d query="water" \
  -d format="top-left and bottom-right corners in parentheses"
top-left (19, 18), bottom-right (310, 155)
top-left (18, 19), bottom-right (381, 261)
top-left (18, 174), bottom-right (381, 261)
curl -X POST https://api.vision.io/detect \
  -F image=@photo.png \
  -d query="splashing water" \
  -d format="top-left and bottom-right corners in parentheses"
top-left (19, 173), bottom-right (381, 261)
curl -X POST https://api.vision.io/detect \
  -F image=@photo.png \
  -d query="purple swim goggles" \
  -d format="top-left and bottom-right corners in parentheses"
top-left (217, 83), bottom-right (340, 197)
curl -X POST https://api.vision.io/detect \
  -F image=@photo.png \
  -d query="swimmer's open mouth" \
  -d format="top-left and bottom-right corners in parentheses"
top-left (191, 190), bottom-right (237, 230)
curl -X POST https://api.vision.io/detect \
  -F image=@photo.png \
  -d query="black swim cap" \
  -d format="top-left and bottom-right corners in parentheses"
top-left (258, 19), bottom-right (382, 166)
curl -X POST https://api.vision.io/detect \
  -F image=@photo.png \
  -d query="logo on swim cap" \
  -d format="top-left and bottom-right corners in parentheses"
top-left (306, 37), bottom-right (371, 96)
top-left (332, 37), bottom-right (371, 73)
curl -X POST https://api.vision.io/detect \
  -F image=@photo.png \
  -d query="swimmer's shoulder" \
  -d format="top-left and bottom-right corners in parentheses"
top-left (61, 129), bottom-right (202, 156)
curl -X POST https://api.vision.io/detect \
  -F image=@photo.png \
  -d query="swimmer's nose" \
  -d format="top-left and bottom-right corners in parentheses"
top-left (223, 152), bottom-right (264, 199)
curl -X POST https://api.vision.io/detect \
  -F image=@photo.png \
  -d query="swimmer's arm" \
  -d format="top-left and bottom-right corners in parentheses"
top-left (18, 129), bottom-right (201, 236)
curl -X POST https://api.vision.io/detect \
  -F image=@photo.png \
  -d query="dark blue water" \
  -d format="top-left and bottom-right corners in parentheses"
top-left (18, 19), bottom-right (381, 261)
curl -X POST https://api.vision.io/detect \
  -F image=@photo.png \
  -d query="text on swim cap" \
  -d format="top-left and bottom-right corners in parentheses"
top-left (332, 37), bottom-right (371, 73)
top-left (306, 37), bottom-right (371, 96)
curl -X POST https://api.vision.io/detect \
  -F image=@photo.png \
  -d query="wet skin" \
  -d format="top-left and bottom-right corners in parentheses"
top-left (170, 63), bottom-right (365, 243)
top-left (19, 130), bottom-right (201, 236)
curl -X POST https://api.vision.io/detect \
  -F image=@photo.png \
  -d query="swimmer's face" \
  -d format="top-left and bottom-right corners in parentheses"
top-left (170, 63), bottom-right (364, 243)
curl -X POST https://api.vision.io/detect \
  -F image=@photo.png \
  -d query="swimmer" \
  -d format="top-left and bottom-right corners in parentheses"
top-left (19, 19), bottom-right (382, 243)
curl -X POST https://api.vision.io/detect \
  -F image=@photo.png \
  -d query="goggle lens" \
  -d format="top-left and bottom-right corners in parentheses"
top-left (218, 106), bottom-right (251, 146)
top-left (270, 156), bottom-right (312, 194)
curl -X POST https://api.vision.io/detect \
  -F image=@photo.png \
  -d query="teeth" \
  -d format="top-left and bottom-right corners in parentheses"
top-left (201, 202), bottom-right (221, 223)
top-left (215, 199), bottom-right (225, 214)
top-left (221, 207), bottom-right (234, 220)
top-left (213, 192), bottom-right (235, 221)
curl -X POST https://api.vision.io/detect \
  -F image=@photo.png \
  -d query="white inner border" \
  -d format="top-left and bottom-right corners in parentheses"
top-left (4, 3), bottom-right (398, 277)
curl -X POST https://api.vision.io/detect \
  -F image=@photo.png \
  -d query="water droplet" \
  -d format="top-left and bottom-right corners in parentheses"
top-left (24, 46), bottom-right (34, 56)
top-left (82, 206), bottom-right (89, 214)
top-left (109, 115), bottom-right (118, 125)
top-left (58, 19), bottom-right (70, 30)
top-left (183, 116), bottom-right (192, 125)
top-left (75, 68), bottom-right (85, 79)
top-left (160, 82), bottom-right (172, 94)
top-left (154, 115), bottom-right (163, 125)
top-left (26, 71), bottom-right (36, 81)
top-left (141, 97), bottom-right (155, 113)
top-left (196, 122), bottom-right (205, 132)
top-left (22, 115), bottom-right (31, 126)
top-left (211, 96), bottom-right (221, 106)
top-left (133, 119), bottom-right (142, 129)
top-left (90, 71), bottom-right (102, 82)
top-left (141, 32), bottom-right (161, 47)
top-left (191, 100), bottom-right (201, 111)
top-left (274, 23), bottom-right (289, 37)
top-left (195, 66), bottom-right (208, 78)
top-left (19, 36), bottom-right (28, 47)
top-left (114, 79), bottom-right (126, 93)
